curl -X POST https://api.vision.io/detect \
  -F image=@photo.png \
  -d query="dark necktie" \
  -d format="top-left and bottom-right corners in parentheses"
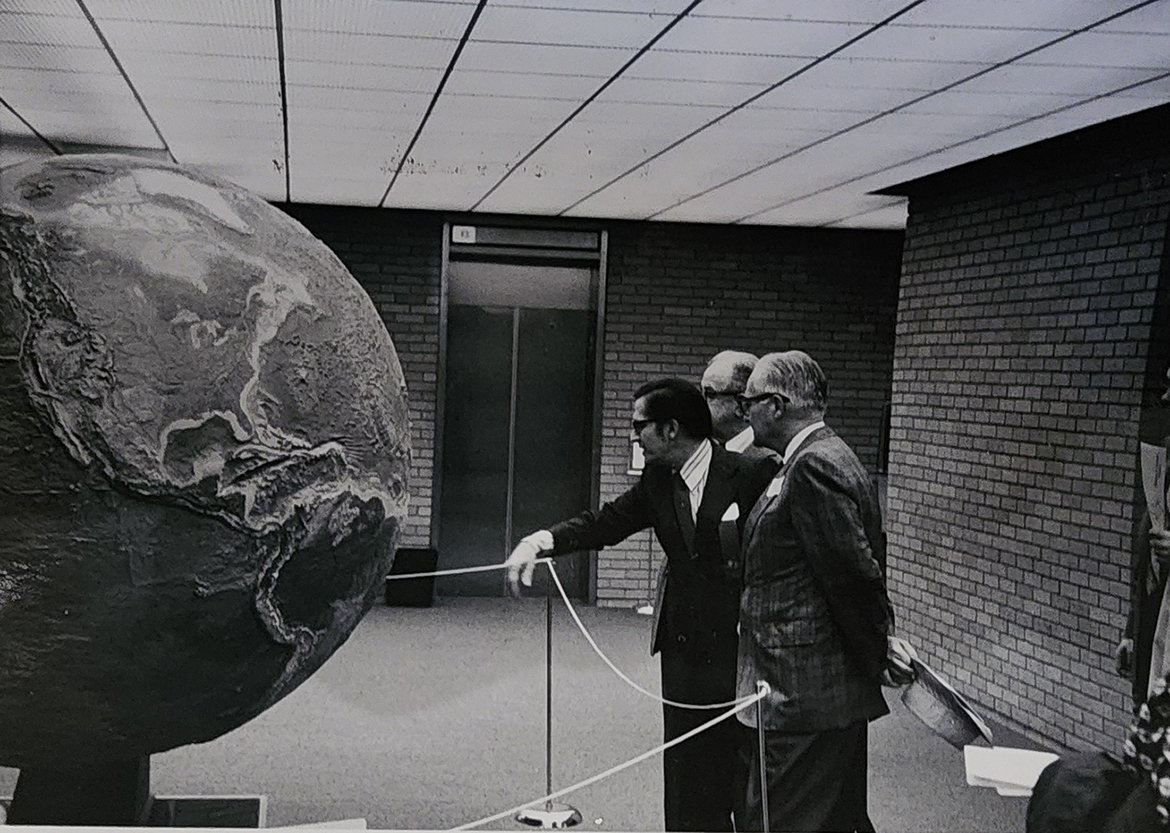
top-left (673, 472), bottom-right (696, 553)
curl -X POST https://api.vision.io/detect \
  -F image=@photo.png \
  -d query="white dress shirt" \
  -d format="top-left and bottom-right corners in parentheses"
top-left (725, 426), bottom-right (755, 453)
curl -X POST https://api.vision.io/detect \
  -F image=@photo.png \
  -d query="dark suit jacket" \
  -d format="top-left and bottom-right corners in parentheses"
top-left (737, 425), bottom-right (892, 732)
top-left (1127, 508), bottom-right (1162, 702)
top-left (547, 443), bottom-right (777, 657)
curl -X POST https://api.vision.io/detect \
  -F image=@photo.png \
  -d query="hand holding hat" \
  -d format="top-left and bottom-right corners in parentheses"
top-left (882, 635), bottom-right (919, 687)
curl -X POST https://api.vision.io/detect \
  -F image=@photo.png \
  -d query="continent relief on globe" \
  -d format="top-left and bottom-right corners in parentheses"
top-left (0, 155), bottom-right (410, 767)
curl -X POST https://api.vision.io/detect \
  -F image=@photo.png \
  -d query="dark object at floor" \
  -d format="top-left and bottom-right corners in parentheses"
top-left (7, 757), bottom-right (151, 825)
top-left (386, 548), bottom-right (439, 607)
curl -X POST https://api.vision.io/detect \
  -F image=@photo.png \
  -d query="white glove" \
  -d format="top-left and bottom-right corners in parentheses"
top-left (504, 533), bottom-right (551, 595)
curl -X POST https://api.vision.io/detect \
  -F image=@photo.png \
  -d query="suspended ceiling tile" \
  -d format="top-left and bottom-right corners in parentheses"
top-left (1, 1), bottom-right (102, 49)
top-left (286, 87), bottom-right (429, 120)
top-left (1018, 88), bottom-right (1170, 134)
top-left (689, 0), bottom-right (916, 24)
top-left (584, 75), bottom-right (777, 108)
top-left (0, 4), bottom-right (163, 150)
top-left (841, 20), bottom-right (1071, 65)
top-left (471, 108), bottom-right (725, 214)
top-left (956, 63), bottom-right (1164, 98)
top-left (282, 29), bottom-right (458, 71)
top-left (289, 175), bottom-right (389, 208)
top-left (0, 40), bottom-right (108, 73)
top-left (1025, 30), bottom-right (1170, 68)
top-left (821, 201), bottom-right (909, 230)
top-left (651, 14), bottom-right (864, 57)
top-left (892, 0), bottom-right (1147, 31)
top-left (286, 0), bottom-right (474, 40)
top-left (442, 67), bottom-right (606, 100)
top-left (629, 50), bottom-right (810, 85)
top-left (495, 0), bottom-right (693, 12)
top-left (1095, 2), bottom-right (1170, 34)
top-left (1115, 73), bottom-right (1170, 99)
top-left (798, 54), bottom-right (995, 98)
top-left (632, 129), bottom-right (924, 222)
top-left (287, 62), bottom-right (450, 96)
top-left (471, 4), bottom-right (682, 48)
top-left (82, 0), bottom-right (283, 191)
top-left (744, 193), bottom-right (908, 229)
top-left (456, 40), bottom-right (640, 75)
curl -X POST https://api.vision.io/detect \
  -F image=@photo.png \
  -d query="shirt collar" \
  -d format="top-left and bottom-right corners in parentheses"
top-left (782, 421), bottom-right (826, 464)
top-left (678, 438), bottom-right (713, 492)
top-left (725, 426), bottom-right (754, 453)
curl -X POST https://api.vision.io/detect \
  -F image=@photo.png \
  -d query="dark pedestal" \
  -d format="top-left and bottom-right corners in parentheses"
top-left (8, 756), bottom-right (151, 825)
top-left (385, 547), bottom-right (438, 607)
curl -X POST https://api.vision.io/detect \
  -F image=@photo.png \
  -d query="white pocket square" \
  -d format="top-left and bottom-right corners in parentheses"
top-left (721, 503), bottom-right (740, 522)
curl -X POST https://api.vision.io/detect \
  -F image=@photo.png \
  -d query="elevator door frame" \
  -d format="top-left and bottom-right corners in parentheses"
top-left (434, 221), bottom-right (608, 603)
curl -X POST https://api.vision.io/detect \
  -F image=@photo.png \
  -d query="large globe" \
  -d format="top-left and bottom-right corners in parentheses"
top-left (0, 155), bottom-right (410, 768)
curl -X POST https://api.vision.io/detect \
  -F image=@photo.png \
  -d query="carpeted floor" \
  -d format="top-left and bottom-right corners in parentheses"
top-left (0, 596), bottom-right (1039, 831)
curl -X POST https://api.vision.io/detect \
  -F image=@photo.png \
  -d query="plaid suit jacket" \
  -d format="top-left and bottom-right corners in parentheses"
top-left (736, 425), bottom-right (892, 732)
top-left (547, 444), bottom-right (776, 657)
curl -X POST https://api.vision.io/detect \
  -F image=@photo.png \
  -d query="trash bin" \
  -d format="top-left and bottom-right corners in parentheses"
top-left (384, 547), bottom-right (438, 607)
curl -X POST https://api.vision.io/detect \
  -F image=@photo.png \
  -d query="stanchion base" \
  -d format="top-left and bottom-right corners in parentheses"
top-left (516, 802), bottom-right (582, 828)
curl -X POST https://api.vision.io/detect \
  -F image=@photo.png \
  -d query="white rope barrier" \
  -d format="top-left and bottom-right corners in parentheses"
top-left (546, 561), bottom-right (756, 711)
top-left (384, 561), bottom-right (519, 581)
top-left (449, 684), bottom-right (769, 831)
top-left (383, 554), bottom-right (770, 830)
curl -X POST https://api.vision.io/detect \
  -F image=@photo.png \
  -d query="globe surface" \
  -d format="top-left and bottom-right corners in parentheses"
top-left (0, 155), bottom-right (410, 767)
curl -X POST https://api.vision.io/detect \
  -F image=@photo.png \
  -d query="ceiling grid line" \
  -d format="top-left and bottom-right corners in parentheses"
top-left (0, 95), bottom-right (61, 155)
top-left (376, 0), bottom-right (489, 208)
top-left (645, 0), bottom-right (1165, 222)
top-left (72, 0), bottom-right (175, 163)
top-left (746, 67), bottom-right (1170, 227)
top-left (467, 0), bottom-right (706, 212)
top-left (553, 0), bottom-right (931, 217)
top-left (274, 0), bottom-right (291, 203)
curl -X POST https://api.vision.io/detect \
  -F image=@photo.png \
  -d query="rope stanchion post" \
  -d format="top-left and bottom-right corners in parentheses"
top-left (515, 563), bottom-right (581, 829)
top-left (388, 556), bottom-right (769, 831)
top-left (755, 681), bottom-right (771, 833)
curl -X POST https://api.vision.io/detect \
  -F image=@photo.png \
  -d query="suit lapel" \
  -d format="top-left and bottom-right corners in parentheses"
top-left (697, 448), bottom-right (736, 532)
top-left (743, 425), bottom-right (835, 540)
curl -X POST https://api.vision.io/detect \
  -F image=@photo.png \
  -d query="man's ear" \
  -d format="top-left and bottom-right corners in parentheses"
top-left (663, 418), bottom-right (681, 440)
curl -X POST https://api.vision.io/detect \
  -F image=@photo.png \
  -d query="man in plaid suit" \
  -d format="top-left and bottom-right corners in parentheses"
top-left (733, 350), bottom-right (913, 832)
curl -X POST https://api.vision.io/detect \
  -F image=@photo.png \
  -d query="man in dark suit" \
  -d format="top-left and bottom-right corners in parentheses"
top-left (733, 350), bottom-right (913, 833)
top-left (506, 377), bottom-right (777, 832)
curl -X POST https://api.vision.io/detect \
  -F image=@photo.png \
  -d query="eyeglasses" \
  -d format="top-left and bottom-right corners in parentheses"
top-left (736, 391), bottom-right (788, 410)
top-left (702, 387), bottom-right (739, 400)
top-left (631, 419), bottom-right (656, 433)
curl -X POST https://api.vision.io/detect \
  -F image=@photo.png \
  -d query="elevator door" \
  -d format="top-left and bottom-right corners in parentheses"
top-left (438, 261), bottom-right (595, 598)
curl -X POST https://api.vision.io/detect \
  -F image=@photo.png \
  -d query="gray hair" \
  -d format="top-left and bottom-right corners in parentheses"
top-left (704, 350), bottom-right (758, 394)
top-left (754, 351), bottom-right (827, 412)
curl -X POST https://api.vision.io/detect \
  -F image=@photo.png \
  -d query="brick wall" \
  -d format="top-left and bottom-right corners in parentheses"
top-left (280, 205), bottom-right (443, 549)
top-left (275, 205), bottom-right (903, 606)
top-left (886, 107), bottom-right (1170, 752)
top-left (594, 222), bottom-right (902, 605)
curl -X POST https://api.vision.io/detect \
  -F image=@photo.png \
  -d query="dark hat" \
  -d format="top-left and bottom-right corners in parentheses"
top-left (901, 658), bottom-right (994, 748)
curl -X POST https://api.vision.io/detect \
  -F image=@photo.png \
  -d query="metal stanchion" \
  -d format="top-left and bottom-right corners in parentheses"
top-left (756, 681), bottom-right (770, 833)
top-left (516, 566), bottom-right (581, 829)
